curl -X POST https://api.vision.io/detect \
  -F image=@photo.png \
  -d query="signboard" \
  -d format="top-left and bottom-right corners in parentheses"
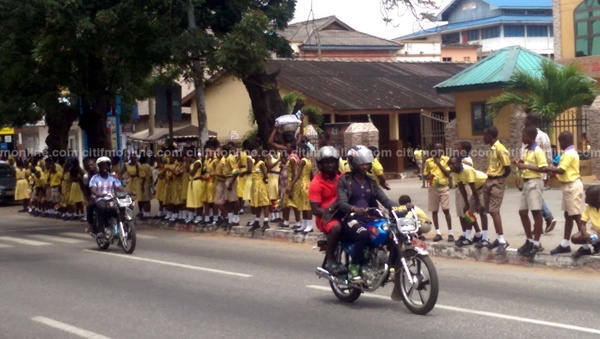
top-left (0, 143), bottom-right (7, 150)
top-left (107, 116), bottom-right (118, 150)
top-left (0, 127), bottom-right (14, 135)
top-left (4, 136), bottom-right (12, 143)
top-left (155, 85), bottom-right (182, 122)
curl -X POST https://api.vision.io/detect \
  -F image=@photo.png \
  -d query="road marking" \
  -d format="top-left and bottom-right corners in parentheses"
top-left (0, 243), bottom-right (14, 248)
top-left (29, 235), bottom-right (85, 244)
top-left (83, 250), bottom-right (252, 277)
top-left (0, 236), bottom-right (51, 246)
top-left (61, 232), bottom-right (92, 239)
top-left (32, 316), bottom-right (113, 339)
top-left (305, 285), bottom-right (600, 335)
top-left (135, 234), bottom-right (157, 239)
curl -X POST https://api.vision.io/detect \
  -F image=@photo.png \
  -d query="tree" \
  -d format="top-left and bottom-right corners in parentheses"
top-left (487, 59), bottom-right (599, 124)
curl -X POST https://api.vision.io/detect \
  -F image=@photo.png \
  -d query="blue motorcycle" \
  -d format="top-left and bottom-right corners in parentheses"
top-left (315, 207), bottom-right (439, 315)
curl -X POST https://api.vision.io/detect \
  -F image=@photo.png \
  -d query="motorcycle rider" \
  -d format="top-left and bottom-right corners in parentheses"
top-left (89, 157), bottom-right (129, 239)
top-left (309, 146), bottom-right (344, 274)
top-left (337, 145), bottom-right (397, 283)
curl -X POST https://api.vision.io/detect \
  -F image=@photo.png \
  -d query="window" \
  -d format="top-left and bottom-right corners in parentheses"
top-left (442, 33), bottom-right (460, 44)
top-left (575, 0), bottom-right (600, 57)
top-left (442, 57), bottom-right (452, 61)
top-left (467, 29), bottom-right (479, 41)
top-left (471, 103), bottom-right (493, 135)
top-left (464, 56), bottom-right (471, 61)
top-left (549, 25), bottom-right (554, 37)
top-left (504, 25), bottom-right (525, 37)
top-left (527, 26), bottom-right (548, 37)
top-left (481, 26), bottom-right (500, 39)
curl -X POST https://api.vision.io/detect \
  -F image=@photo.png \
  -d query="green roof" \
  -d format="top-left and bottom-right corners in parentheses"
top-left (434, 46), bottom-right (555, 94)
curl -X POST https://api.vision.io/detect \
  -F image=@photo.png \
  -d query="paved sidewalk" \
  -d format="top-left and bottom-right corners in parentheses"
top-left (139, 177), bottom-right (600, 270)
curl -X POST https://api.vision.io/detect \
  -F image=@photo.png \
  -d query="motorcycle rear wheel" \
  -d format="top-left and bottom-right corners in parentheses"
top-left (330, 245), bottom-right (361, 303)
top-left (119, 220), bottom-right (137, 254)
top-left (396, 249), bottom-right (438, 315)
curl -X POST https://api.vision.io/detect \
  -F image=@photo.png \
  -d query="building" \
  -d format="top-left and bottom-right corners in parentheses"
top-left (395, 0), bottom-right (554, 61)
top-left (279, 16), bottom-right (402, 60)
top-left (183, 59), bottom-right (469, 173)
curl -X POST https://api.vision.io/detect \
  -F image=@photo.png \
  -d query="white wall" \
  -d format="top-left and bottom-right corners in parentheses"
top-left (479, 36), bottom-right (554, 55)
top-left (396, 41), bottom-right (441, 61)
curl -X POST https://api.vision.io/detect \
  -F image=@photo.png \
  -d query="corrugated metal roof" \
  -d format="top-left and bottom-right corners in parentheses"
top-left (434, 46), bottom-right (552, 93)
top-left (437, 0), bottom-right (551, 21)
top-left (267, 60), bottom-right (469, 111)
top-left (303, 30), bottom-right (400, 48)
top-left (395, 15), bottom-right (553, 40)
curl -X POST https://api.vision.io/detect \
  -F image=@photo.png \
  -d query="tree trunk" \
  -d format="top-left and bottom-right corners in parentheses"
top-left (79, 98), bottom-right (111, 154)
top-left (242, 70), bottom-right (286, 148)
top-left (187, 6), bottom-right (209, 148)
top-left (45, 104), bottom-right (78, 155)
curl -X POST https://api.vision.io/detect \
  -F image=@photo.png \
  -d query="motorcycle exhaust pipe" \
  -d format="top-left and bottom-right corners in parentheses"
top-left (315, 267), bottom-right (331, 280)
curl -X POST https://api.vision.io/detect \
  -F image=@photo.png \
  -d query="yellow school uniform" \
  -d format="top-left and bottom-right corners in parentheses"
top-left (522, 145), bottom-right (547, 179)
top-left (15, 167), bottom-right (30, 201)
top-left (250, 160), bottom-right (269, 208)
top-left (292, 158), bottom-right (312, 211)
top-left (180, 161), bottom-right (189, 202)
top-left (139, 163), bottom-right (153, 202)
top-left (283, 156), bottom-right (298, 209)
top-left (368, 158), bottom-right (385, 185)
top-left (237, 151), bottom-right (248, 198)
top-left (268, 153), bottom-right (281, 201)
top-left (423, 155), bottom-right (450, 186)
top-left (487, 140), bottom-right (511, 177)
top-left (69, 173), bottom-right (84, 204)
top-left (170, 161), bottom-right (184, 205)
top-left (125, 163), bottom-right (143, 200)
top-left (60, 172), bottom-right (72, 207)
top-left (557, 148), bottom-right (580, 183)
top-left (581, 204), bottom-right (600, 232)
top-left (205, 158), bottom-right (217, 204)
top-left (243, 156), bottom-right (254, 201)
top-left (156, 164), bottom-right (166, 202)
top-left (339, 159), bottom-right (350, 174)
top-left (187, 160), bottom-right (203, 209)
top-left (451, 165), bottom-right (487, 189)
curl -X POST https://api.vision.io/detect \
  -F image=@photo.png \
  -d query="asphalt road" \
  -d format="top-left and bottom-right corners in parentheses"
top-left (1, 211), bottom-right (600, 339)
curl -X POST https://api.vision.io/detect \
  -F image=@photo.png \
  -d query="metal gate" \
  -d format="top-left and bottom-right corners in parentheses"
top-left (420, 110), bottom-right (450, 187)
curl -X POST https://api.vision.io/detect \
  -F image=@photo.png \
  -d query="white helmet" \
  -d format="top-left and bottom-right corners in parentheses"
top-left (96, 156), bottom-right (111, 168)
top-left (316, 146), bottom-right (339, 163)
top-left (347, 145), bottom-right (373, 171)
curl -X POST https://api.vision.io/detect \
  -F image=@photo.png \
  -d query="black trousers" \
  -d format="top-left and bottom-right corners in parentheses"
top-left (95, 200), bottom-right (117, 234)
top-left (341, 216), bottom-right (370, 265)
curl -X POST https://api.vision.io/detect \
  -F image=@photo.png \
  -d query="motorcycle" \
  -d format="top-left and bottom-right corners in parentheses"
top-left (89, 192), bottom-right (137, 254)
top-left (315, 207), bottom-right (439, 315)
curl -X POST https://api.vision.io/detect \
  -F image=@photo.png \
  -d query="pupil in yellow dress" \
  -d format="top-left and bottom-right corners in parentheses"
top-left (249, 147), bottom-right (271, 232)
top-left (288, 143), bottom-right (314, 234)
top-left (14, 158), bottom-right (31, 212)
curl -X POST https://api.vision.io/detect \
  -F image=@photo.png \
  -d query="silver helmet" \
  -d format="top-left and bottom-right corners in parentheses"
top-left (316, 146), bottom-right (339, 162)
top-left (347, 145), bottom-right (373, 170)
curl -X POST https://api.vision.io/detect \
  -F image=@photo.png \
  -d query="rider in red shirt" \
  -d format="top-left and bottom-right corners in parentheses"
top-left (309, 146), bottom-right (343, 274)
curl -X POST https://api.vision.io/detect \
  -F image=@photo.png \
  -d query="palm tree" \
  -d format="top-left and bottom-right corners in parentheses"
top-left (487, 59), bottom-right (598, 124)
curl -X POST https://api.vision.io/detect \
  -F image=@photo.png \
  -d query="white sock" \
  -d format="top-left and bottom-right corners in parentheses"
top-left (465, 230), bottom-right (471, 239)
top-left (436, 229), bottom-right (441, 235)
top-left (233, 214), bottom-right (239, 223)
top-left (209, 209), bottom-right (214, 217)
top-left (497, 234), bottom-right (506, 243)
top-left (295, 221), bottom-right (302, 228)
top-left (532, 240), bottom-right (540, 246)
top-left (475, 231), bottom-right (482, 237)
top-left (304, 219), bottom-right (313, 232)
top-left (561, 239), bottom-right (570, 247)
top-left (228, 212), bottom-right (233, 223)
top-left (166, 212), bottom-right (172, 219)
top-left (263, 217), bottom-right (269, 222)
top-left (275, 212), bottom-right (280, 219)
top-left (251, 215), bottom-right (256, 223)
top-left (527, 238), bottom-right (535, 244)
top-left (157, 211), bottom-right (163, 217)
top-left (482, 230), bottom-right (488, 240)
top-left (298, 220), bottom-right (307, 231)
top-left (205, 215), bottom-right (210, 222)
top-left (582, 244), bottom-right (590, 249)
top-left (283, 220), bottom-right (289, 226)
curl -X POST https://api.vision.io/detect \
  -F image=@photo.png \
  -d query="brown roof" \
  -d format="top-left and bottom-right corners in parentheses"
top-left (280, 16), bottom-right (399, 49)
top-left (267, 60), bottom-right (469, 111)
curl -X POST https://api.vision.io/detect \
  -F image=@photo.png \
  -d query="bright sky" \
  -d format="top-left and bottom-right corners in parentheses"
top-left (291, 0), bottom-right (452, 40)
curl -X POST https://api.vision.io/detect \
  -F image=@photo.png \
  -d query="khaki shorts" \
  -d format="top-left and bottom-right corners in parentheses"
top-left (468, 188), bottom-right (485, 214)
top-left (519, 178), bottom-right (543, 211)
top-left (483, 177), bottom-right (506, 213)
top-left (561, 179), bottom-right (583, 216)
top-left (50, 187), bottom-right (62, 204)
top-left (455, 185), bottom-right (472, 215)
top-left (215, 178), bottom-right (238, 205)
top-left (428, 185), bottom-right (450, 212)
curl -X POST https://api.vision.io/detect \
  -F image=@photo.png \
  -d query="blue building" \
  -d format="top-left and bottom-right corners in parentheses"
top-left (394, 0), bottom-right (553, 61)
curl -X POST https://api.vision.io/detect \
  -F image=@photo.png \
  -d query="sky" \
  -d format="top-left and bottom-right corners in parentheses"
top-left (291, 0), bottom-right (452, 40)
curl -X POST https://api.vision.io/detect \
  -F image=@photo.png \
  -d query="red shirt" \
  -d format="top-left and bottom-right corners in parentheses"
top-left (309, 172), bottom-right (340, 227)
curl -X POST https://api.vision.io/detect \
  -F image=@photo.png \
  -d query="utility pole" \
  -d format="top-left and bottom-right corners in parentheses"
top-left (148, 98), bottom-right (155, 137)
top-left (166, 89), bottom-right (174, 149)
top-left (187, 4), bottom-right (209, 148)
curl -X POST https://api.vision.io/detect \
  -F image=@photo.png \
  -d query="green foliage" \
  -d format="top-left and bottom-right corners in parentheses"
top-left (242, 126), bottom-right (259, 144)
top-left (487, 59), bottom-right (598, 122)
top-left (380, 0), bottom-right (439, 24)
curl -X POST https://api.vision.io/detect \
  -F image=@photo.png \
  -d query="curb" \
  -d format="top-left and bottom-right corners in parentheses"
top-left (138, 219), bottom-right (600, 270)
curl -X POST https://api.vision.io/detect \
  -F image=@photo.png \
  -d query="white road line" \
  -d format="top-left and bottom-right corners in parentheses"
top-left (29, 235), bottom-right (85, 244)
top-left (0, 243), bottom-right (14, 248)
top-left (32, 316), bottom-right (113, 339)
top-left (135, 234), bottom-right (157, 239)
top-left (83, 250), bottom-right (252, 277)
top-left (61, 232), bottom-right (92, 239)
top-left (305, 285), bottom-right (600, 335)
top-left (0, 236), bottom-right (51, 246)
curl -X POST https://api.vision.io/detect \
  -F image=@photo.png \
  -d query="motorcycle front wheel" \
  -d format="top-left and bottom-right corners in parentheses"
top-left (329, 245), bottom-right (361, 303)
top-left (396, 249), bottom-right (438, 315)
top-left (119, 220), bottom-right (137, 254)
